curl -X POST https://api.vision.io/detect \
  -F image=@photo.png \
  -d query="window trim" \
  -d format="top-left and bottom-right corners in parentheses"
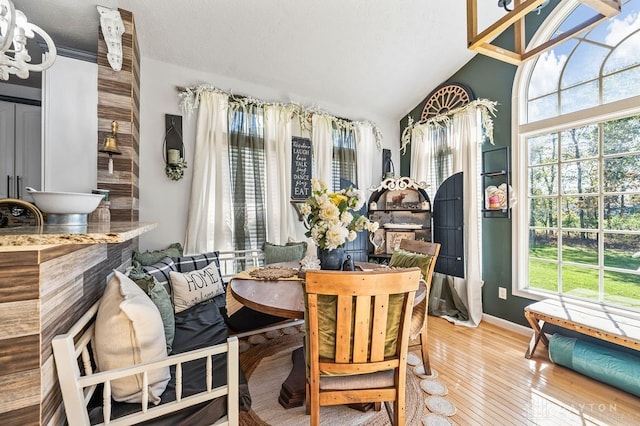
top-left (511, 0), bottom-right (640, 308)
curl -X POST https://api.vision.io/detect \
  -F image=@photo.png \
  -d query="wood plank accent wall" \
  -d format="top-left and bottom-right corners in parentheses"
top-left (0, 239), bottom-right (137, 425)
top-left (96, 9), bottom-right (140, 222)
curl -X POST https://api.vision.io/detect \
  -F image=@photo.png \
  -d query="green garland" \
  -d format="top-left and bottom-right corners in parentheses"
top-left (400, 99), bottom-right (498, 154)
top-left (178, 84), bottom-right (383, 150)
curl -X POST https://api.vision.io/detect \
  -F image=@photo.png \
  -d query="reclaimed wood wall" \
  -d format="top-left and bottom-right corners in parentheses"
top-left (97, 9), bottom-right (140, 222)
top-left (0, 240), bottom-right (136, 425)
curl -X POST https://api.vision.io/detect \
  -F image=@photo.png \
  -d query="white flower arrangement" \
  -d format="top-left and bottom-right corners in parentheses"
top-left (302, 179), bottom-right (379, 250)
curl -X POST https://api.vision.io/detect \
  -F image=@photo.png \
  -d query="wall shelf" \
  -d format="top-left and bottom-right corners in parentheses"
top-left (481, 146), bottom-right (511, 219)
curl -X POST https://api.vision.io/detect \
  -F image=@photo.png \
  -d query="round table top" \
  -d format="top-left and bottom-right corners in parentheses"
top-left (229, 263), bottom-right (427, 320)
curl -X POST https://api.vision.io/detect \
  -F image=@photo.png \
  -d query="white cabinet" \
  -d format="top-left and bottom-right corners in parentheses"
top-left (0, 100), bottom-right (41, 199)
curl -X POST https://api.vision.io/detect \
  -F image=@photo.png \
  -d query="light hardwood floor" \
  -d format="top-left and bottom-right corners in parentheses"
top-left (420, 316), bottom-right (640, 426)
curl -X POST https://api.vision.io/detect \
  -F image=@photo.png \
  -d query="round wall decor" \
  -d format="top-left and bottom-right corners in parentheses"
top-left (420, 82), bottom-right (475, 121)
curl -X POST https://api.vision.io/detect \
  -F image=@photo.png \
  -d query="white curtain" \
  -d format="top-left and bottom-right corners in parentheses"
top-left (409, 107), bottom-right (484, 327)
top-left (264, 105), bottom-right (295, 244)
top-left (355, 122), bottom-right (377, 195)
top-left (184, 92), bottom-right (234, 255)
top-left (311, 114), bottom-right (334, 186)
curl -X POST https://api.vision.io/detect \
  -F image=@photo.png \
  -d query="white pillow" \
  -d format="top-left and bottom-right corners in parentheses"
top-left (94, 270), bottom-right (170, 405)
top-left (169, 261), bottom-right (224, 314)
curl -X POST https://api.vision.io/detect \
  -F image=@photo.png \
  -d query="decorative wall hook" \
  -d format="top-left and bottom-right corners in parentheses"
top-left (97, 6), bottom-right (124, 71)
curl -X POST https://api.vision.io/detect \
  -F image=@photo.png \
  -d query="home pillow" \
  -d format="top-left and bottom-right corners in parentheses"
top-left (133, 242), bottom-right (184, 266)
top-left (173, 251), bottom-right (220, 273)
top-left (130, 275), bottom-right (175, 354)
top-left (263, 241), bottom-right (307, 265)
top-left (94, 270), bottom-right (171, 405)
top-left (142, 257), bottom-right (177, 293)
top-left (169, 261), bottom-right (225, 314)
top-left (389, 248), bottom-right (434, 280)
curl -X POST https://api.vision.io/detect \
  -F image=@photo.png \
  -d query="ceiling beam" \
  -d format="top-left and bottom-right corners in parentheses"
top-left (466, 0), bottom-right (622, 66)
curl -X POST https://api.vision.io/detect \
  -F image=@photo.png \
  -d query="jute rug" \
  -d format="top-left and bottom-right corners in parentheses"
top-left (237, 326), bottom-right (457, 425)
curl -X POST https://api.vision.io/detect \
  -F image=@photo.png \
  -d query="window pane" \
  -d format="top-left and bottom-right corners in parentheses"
top-left (528, 45), bottom-right (573, 98)
top-left (529, 259), bottom-right (558, 292)
top-left (529, 165), bottom-right (558, 196)
top-left (562, 231), bottom-right (598, 266)
top-left (529, 134), bottom-right (558, 165)
top-left (530, 198), bottom-right (558, 227)
top-left (560, 126), bottom-right (598, 160)
top-left (561, 81), bottom-right (599, 114)
top-left (604, 271), bottom-right (640, 309)
top-left (561, 196), bottom-right (599, 228)
top-left (603, 66), bottom-right (640, 103)
top-left (561, 42), bottom-right (609, 88)
top-left (604, 233), bottom-right (640, 270)
top-left (603, 115), bottom-right (640, 155)
top-left (562, 265), bottom-right (599, 301)
top-left (603, 27), bottom-right (640, 74)
top-left (604, 194), bottom-right (640, 230)
top-left (604, 155), bottom-right (640, 192)
top-left (529, 229), bottom-right (558, 260)
top-left (561, 160), bottom-right (599, 194)
top-left (528, 94), bottom-right (558, 122)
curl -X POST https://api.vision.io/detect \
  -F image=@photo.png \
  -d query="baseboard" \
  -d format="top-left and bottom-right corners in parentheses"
top-left (482, 313), bottom-right (531, 336)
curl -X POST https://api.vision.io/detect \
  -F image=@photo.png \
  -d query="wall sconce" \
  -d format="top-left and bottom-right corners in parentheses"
top-left (0, 0), bottom-right (57, 80)
top-left (163, 114), bottom-right (187, 181)
top-left (97, 5), bottom-right (124, 72)
top-left (100, 120), bottom-right (121, 174)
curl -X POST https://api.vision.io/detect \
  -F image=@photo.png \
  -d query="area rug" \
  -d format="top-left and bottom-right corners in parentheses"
top-left (237, 326), bottom-right (456, 425)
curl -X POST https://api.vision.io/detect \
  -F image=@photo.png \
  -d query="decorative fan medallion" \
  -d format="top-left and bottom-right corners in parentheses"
top-left (420, 83), bottom-right (475, 121)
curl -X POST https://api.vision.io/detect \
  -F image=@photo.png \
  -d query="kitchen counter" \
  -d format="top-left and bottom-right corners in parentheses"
top-left (0, 221), bottom-right (157, 248)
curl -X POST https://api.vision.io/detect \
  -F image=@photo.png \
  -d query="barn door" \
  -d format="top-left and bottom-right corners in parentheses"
top-left (432, 172), bottom-right (464, 278)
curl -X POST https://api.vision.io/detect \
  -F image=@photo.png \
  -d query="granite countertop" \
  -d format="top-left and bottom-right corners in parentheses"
top-left (0, 222), bottom-right (157, 249)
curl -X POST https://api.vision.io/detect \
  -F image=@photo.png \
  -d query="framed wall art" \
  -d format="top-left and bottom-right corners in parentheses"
top-left (386, 231), bottom-right (415, 254)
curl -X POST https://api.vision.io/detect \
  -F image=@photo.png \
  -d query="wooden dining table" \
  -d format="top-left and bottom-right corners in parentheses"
top-left (228, 261), bottom-right (426, 409)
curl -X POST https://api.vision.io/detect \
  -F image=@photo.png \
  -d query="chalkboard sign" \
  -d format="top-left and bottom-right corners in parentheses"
top-left (291, 137), bottom-right (312, 200)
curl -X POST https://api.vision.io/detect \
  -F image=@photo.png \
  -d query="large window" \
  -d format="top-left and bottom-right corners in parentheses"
top-left (514, 0), bottom-right (640, 311)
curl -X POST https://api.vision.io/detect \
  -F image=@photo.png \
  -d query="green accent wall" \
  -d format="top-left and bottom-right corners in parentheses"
top-left (399, 1), bottom-right (560, 326)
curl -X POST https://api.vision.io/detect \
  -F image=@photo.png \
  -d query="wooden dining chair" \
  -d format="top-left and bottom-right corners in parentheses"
top-left (304, 268), bottom-right (421, 425)
top-left (397, 239), bottom-right (441, 375)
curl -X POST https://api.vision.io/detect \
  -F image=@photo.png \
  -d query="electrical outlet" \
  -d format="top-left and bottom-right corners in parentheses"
top-left (499, 287), bottom-right (507, 300)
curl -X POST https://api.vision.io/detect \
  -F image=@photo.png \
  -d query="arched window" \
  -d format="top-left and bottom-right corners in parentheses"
top-left (513, 0), bottom-right (640, 312)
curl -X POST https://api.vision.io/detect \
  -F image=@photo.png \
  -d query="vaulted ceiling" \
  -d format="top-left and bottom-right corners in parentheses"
top-left (11, 0), bottom-right (503, 119)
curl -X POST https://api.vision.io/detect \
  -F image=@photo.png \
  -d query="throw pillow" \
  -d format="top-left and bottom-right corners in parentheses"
top-left (130, 275), bottom-right (175, 354)
top-left (263, 241), bottom-right (307, 265)
top-left (94, 270), bottom-right (171, 404)
top-left (389, 248), bottom-right (434, 280)
top-left (142, 257), bottom-right (177, 293)
top-left (169, 261), bottom-right (225, 314)
top-left (172, 252), bottom-right (220, 273)
top-left (133, 242), bottom-right (184, 266)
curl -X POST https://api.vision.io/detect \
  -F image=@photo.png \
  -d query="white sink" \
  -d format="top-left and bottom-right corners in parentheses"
top-left (25, 187), bottom-right (104, 215)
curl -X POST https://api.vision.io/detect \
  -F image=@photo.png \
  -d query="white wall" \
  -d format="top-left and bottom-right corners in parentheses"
top-left (138, 57), bottom-right (399, 251)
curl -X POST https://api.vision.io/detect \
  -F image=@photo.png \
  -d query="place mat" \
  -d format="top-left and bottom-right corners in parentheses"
top-left (233, 266), bottom-right (303, 281)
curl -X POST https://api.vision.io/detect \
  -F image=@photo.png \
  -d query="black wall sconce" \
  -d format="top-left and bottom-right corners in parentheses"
top-left (163, 114), bottom-right (187, 181)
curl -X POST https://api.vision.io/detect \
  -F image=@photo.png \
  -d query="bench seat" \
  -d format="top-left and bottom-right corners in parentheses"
top-left (524, 299), bottom-right (640, 358)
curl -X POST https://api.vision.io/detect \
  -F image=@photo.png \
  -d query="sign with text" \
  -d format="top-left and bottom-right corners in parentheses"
top-left (291, 137), bottom-right (312, 200)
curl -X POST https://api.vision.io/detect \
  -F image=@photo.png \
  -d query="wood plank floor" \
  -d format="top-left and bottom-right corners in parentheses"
top-left (418, 317), bottom-right (640, 426)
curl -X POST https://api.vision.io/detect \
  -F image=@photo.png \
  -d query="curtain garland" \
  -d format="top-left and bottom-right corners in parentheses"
top-left (400, 98), bottom-right (498, 154)
top-left (178, 84), bottom-right (383, 150)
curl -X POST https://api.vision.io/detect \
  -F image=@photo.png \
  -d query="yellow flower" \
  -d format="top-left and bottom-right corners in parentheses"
top-left (329, 193), bottom-right (348, 206)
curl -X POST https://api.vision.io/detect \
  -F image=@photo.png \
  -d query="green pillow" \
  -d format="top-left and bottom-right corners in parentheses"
top-left (133, 243), bottom-right (184, 267)
top-left (389, 248), bottom-right (433, 280)
top-left (262, 241), bottom-right (307, 265)
top-left (131, 275), bottom-right (175, 354)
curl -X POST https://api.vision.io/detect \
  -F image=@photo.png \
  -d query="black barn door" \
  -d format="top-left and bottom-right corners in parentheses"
top-left (432, 172), bottom-right (464, 278)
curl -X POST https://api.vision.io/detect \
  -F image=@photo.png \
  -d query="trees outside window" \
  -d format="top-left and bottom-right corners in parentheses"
top-left (514, 0), bottom-right (640, 311)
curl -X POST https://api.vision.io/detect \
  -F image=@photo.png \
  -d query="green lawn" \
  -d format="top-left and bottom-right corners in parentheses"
top-left (528, 245), bottom-right (640, 309)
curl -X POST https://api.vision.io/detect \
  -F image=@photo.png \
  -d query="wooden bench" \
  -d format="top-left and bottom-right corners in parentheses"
top-left (524, 299), bottom-right (640, 359)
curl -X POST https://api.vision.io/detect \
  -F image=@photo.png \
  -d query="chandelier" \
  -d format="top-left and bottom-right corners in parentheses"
top-left (0, 0), bottom-right (57, 80)
top-left (466, 0), bottom-right (622, 65)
